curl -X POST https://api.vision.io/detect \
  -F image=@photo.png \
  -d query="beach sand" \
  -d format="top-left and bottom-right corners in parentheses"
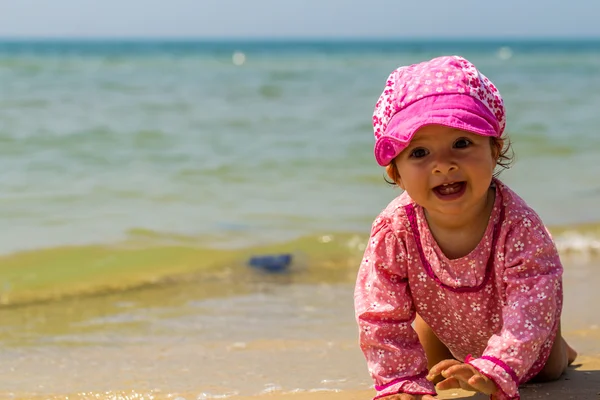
top-left (0, 256), bottom-right (598, 400)
top-left (231, 357), bottom-right (600, 399)
top-left (234, 361), bottom-right (600, 400)
top-left (233, 255), bottom-right (600, 400)
top-left (3, 356), bottom-right (598, 400)
top-left (235, 360), bottom-right (600, 400)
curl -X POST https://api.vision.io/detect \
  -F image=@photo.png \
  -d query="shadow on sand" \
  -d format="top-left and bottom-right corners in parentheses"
top-left (520, 362), bottom-right (600, 400)
top-left (443, 361), bottom-right (600, 399)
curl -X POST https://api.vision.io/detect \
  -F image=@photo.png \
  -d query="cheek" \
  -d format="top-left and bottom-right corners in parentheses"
top-left (466, 151), bottom-right (496, 170)
top-left (485, 152), bottom-right (498, 170)
top-left (474, 156), bottom-right (497, 178)
top-left (395, 165), bottom-right (425, 190)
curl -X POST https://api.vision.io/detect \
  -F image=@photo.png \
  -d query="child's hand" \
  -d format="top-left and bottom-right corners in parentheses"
top-left (427, 359), bottom-right (497, 395)
top-left (379, 395), bottom-right (436, 400)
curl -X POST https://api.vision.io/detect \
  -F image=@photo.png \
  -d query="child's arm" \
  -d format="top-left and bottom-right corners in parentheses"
top-left (355, 218), bottom-right (436, 399)
top-left (465, 217), bottom-right (563, 400)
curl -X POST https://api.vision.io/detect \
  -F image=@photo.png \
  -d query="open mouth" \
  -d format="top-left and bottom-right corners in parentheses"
top-left (433, 181), bottom-right (466, 199)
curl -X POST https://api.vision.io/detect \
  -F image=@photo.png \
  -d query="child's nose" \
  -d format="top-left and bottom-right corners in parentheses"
top-left (432, 158), bottom-right (458, 175)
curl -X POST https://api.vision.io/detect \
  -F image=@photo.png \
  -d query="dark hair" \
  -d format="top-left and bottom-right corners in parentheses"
top-left (384, 136), bottom-right (514, 186)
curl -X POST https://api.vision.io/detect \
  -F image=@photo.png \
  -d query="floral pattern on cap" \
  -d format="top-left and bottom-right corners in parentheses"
top-left (372, 55), bottom-right (506, 151)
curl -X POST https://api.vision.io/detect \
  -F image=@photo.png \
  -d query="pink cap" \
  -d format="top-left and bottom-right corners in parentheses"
top-left (373, 55), bottom-right (506, 166)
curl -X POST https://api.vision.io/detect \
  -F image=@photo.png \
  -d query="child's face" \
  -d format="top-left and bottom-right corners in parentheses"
top-left (393, 124), bottom-right (499, 221)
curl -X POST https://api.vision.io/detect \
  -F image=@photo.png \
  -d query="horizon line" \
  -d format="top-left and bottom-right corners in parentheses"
top-left (1, 35), bottom-right (600, 42)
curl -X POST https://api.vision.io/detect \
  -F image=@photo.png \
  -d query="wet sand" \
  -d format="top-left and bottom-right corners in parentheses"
top-left (2, 356), bottom-right (599, 400)
top-left (231, 355), bottom-right (600, 400)
top-left (0, 256), bottom-right (598, 400)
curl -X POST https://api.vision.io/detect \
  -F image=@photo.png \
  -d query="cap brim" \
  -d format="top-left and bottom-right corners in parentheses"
top-left (374, 94), bottom-right (499, 166)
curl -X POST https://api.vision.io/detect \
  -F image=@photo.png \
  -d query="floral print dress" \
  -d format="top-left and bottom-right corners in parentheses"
top-left (354, 180), bottom-right (562, 400)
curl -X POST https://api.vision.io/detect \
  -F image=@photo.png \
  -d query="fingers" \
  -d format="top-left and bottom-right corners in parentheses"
top-left (441, 364), bottom-right (497, 395)
top-left (468, 373), bottom-right (487, 386)
top-left (442, 363), bottom-right (477, 381)
top-left (385, 394), bottom-right (414, 400)
top-left (467, 374), bottom-right (497, 395)
top-left (436, 376), bottom-right (477, 392)
top-left (398, 395), bottom-right (425, 400)
top-left (434, 376), bottom-right (461, 391)
top-left (427, 359), bottom-right (461, 381)
top-left (387, 394), bottom-right (416, 400)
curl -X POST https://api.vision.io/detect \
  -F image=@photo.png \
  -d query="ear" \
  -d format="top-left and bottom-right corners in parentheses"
top-left (386, 163), bottom-right (404, 189)
top-left (492, 138), bottom-right (504, 161)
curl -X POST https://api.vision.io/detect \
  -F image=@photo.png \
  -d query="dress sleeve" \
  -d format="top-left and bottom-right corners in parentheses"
top-left (467, 216), bottom-right (563, 400)
top-left (354, 217), bottom-right (436, 399)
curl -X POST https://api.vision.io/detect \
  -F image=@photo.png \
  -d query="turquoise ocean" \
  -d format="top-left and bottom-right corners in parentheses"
top-left (1, 39), bottom-right (600, 255)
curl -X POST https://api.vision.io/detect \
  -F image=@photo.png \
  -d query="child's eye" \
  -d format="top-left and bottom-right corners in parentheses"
top-left (410, 148), bottom-right (429, 158)
top-left (454, 138), bottom-right (472, 148)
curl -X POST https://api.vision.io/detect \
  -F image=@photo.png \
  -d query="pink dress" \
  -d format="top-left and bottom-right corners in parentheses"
top-left (354, 180), bottom-right (562, 400)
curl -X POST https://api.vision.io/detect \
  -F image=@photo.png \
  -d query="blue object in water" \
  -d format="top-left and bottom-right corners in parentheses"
top-left (248, 253), bottom-right (293, 273)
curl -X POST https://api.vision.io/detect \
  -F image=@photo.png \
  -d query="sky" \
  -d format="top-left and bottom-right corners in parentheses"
top-left (1, 0), bottom-right (599, 39)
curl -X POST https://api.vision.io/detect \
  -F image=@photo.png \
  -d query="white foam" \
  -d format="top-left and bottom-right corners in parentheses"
top-left (232, 51), bottom-right (246, 66)
top-left (260, 384), bottom-right (282, 394)
top-left (554, 231), bottom-right (600, 255)
top-left (320, 378), bottom-right (348, 384)
top-left (196, 392), bottom-right (238, 400)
